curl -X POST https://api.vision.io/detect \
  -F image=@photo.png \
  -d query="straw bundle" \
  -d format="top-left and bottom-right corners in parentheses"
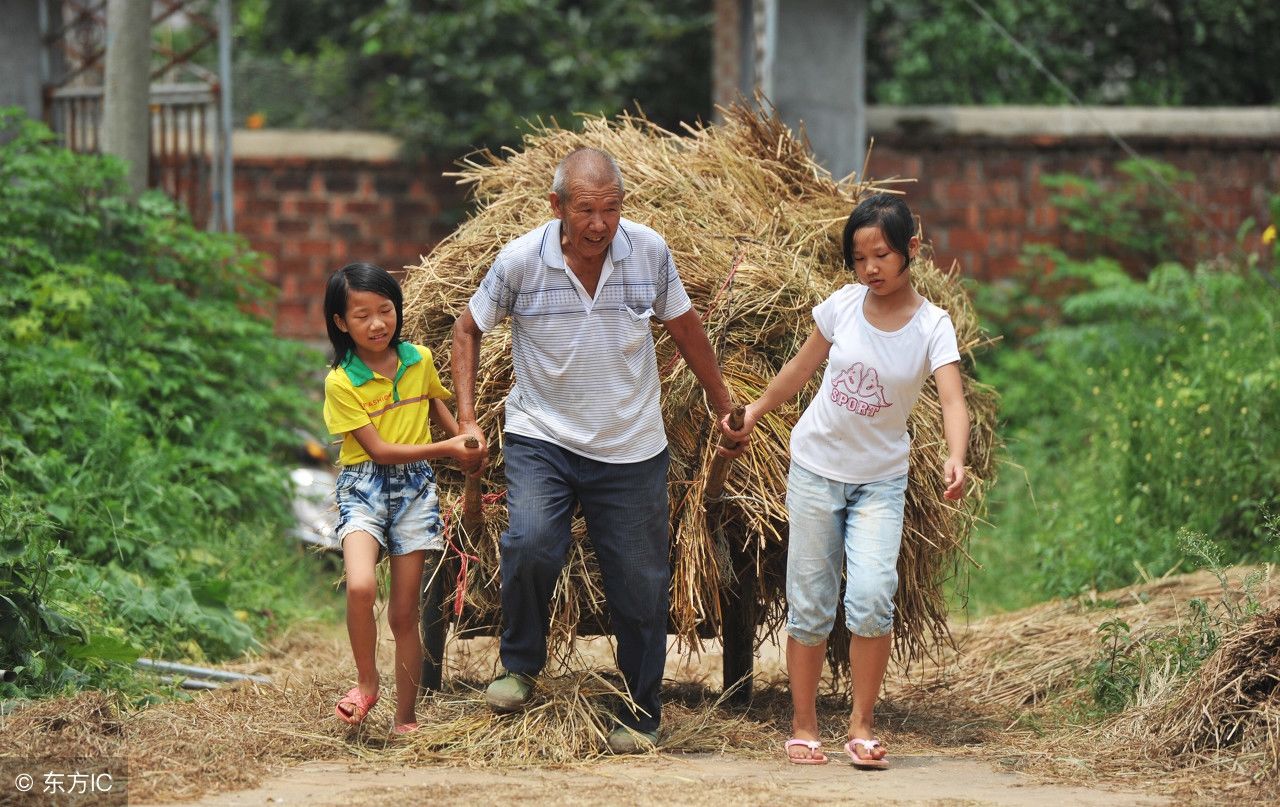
top-left (888, 568), bottom-right (1280, 713)
top-left (1106, 604), bottom-right (1280, 780)
top-left (402, 103), bottom-right (998, 669)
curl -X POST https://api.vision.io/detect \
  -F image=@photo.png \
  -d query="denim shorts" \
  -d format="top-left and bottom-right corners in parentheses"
top-left (334, 460), bottom-right (443, 556)
top-left (784, 462), bottom-right (908, 643)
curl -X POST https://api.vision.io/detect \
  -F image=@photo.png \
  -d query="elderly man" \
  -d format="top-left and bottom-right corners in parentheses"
top-left (452, 147), bottom-right (738, 753)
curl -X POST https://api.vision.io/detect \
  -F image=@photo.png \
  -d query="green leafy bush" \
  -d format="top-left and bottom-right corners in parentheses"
top-left (977, 258), bottom-right (1277, 602)
top-left (0, 110), bottom-right (334, 697)
top-left (973, 158), bottom-right (1197, 350)
top-left (966, 163), bottom-right (1279, 611)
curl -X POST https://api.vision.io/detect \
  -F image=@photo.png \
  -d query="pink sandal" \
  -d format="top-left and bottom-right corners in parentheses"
top-left (393, 722), bottom-right (419, 735)
top-left (784, 738), bottom-right (829, 765)
top-left (335, 686), bottom-right (379, 725)
top-left (844, 737), bottom-right (889, 770)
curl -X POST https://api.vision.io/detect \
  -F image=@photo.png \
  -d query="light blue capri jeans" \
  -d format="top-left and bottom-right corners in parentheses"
top-left (785, 462), bottom-right (908, 644)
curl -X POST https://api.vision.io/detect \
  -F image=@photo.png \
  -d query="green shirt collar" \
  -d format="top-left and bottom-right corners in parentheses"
top-left (340, 342), bottom-right (422, 401)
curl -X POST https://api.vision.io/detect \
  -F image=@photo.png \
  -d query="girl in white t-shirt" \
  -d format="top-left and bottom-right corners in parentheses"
top-left (722, 194), bottom-right (970, 769)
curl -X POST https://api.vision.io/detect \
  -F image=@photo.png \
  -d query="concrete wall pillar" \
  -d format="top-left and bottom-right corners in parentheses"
top-left (711, 0), bottom-right (868, 180)
top-left (0, 0), bottom-right (59, 120)
top-left (773, 0), bottom-right (866, 181)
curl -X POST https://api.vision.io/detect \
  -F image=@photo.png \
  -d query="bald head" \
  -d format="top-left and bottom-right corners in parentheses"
top-left (551, 147), bottom-right (625, 204)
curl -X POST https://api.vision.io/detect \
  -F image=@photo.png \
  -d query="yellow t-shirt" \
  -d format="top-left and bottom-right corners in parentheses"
top-left (323, 342), bottom-right (452, 466)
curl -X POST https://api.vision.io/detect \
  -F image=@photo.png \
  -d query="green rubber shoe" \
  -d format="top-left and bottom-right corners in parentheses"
top-left (484, 671), bottom-right (535, 713)
top-left (605, 725), bottom-right (660, 754)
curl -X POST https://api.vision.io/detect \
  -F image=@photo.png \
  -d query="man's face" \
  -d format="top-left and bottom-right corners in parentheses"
top-left (551, 178), bottom-right (622, 264)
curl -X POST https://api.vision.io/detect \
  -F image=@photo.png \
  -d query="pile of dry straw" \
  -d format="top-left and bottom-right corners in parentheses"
top-left (401, 103), bottom-right (999, 668)
top-left (886, 566), bottom-right (1280, 801)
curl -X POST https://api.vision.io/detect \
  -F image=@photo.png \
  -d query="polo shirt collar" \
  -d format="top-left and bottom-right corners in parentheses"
top-left (340, 341), bottom-right (421, 387)
top-left (540, 219), bottom-right (634, 269)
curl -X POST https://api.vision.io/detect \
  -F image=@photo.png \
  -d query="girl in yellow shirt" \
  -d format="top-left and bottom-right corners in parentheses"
top-left (321, 262), bottom-right (483, 733)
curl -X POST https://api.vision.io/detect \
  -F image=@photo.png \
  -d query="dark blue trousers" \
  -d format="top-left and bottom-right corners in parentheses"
top-left (499, 433), bottom-right (670, 733)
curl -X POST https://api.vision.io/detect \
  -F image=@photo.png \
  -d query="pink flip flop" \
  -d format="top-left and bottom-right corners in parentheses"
top-left (393, 722), bottom-right (419, 735)
top-left (844, 737), bottom-right (889, 770)
top-left (335, 686), bottom-right (379, 725)
top-left (784, 738), bottom-right (829, 765)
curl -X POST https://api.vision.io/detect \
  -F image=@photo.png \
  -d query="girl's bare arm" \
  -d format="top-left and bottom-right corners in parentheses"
top-left (347, 423), bottom-right (483, 467)
top-left (721, 326), bottom-right (833, 444)
top-left (934, 361), bottom-right (970, 500)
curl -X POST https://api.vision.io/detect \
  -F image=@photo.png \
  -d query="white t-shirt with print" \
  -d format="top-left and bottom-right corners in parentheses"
top-left (790, 283), bottom-right (961, 484)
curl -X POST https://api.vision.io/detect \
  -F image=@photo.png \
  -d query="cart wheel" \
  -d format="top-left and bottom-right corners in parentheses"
top-left (420, 550), bottom-right (449, 694)
top-left (721, 541), bottom-right (756, 705)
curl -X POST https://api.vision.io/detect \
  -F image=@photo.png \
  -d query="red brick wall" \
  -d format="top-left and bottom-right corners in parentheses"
top-left (233, 157), bottom-right (465, 340)
top-left (236, 133), bottom-right (1277, 341)
top-left (865, 135), bottom-right (1279, 281)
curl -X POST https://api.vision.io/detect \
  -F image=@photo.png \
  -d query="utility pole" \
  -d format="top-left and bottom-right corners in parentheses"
top-left (102, 0), bottom-right (151, 200)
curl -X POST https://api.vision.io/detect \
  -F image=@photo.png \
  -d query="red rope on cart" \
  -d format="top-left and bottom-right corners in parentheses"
top-left (440, 489), bottom-right (507, 616)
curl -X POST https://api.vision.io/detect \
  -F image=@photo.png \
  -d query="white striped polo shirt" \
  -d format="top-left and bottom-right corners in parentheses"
top-left (468, 218), bottom-right (692, 463)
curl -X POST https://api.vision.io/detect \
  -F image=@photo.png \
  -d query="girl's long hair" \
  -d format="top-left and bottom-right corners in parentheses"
top-left (323, 262), bottom-right (404, 368)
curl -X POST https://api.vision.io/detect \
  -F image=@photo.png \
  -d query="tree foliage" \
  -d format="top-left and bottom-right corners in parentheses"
top-left (867, 0), bottom-right (1280, 105)
top-left (233, 1), bottom-right (1276, 153)
top-left (235, 0), bottom-right (711, 155)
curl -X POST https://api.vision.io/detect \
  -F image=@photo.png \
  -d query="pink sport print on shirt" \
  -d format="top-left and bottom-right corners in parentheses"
top-left (830, 362), bottom-right (892, 417)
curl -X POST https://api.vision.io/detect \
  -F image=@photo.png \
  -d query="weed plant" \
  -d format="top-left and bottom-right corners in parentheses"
top-left (1085, 521), bottom-right (1275, 716)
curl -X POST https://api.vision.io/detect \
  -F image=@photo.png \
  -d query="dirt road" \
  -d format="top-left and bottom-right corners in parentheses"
top-left (142, 634), bottom-right (1173, 807)
top-left (154, 752), bottom-right (1165, 807)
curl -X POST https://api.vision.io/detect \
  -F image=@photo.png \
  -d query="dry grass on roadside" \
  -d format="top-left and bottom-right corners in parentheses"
top-left (885, 567), bottom-right (1280, 805)
top-left (7, 569), bottom-right (1280, 803)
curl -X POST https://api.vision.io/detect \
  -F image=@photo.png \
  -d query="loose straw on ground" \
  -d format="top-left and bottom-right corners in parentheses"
top-left (6, 569), bottom-right (1280, 804)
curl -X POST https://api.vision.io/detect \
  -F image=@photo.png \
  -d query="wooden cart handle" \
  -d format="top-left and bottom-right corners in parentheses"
top-left (704, 406), bottom-right (745, 503)
top-left (461, 437), bottom-right (485, 535)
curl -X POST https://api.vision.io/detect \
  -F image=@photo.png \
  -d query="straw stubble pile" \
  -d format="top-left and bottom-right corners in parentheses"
top-left (885, 567), bottom-right (1280, 802)
top-left (401, 103), bottom-right (999, 670)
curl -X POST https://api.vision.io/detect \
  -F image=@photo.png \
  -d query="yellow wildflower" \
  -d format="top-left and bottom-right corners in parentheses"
top-left (1264, 224), bottom-right (1277, 245)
